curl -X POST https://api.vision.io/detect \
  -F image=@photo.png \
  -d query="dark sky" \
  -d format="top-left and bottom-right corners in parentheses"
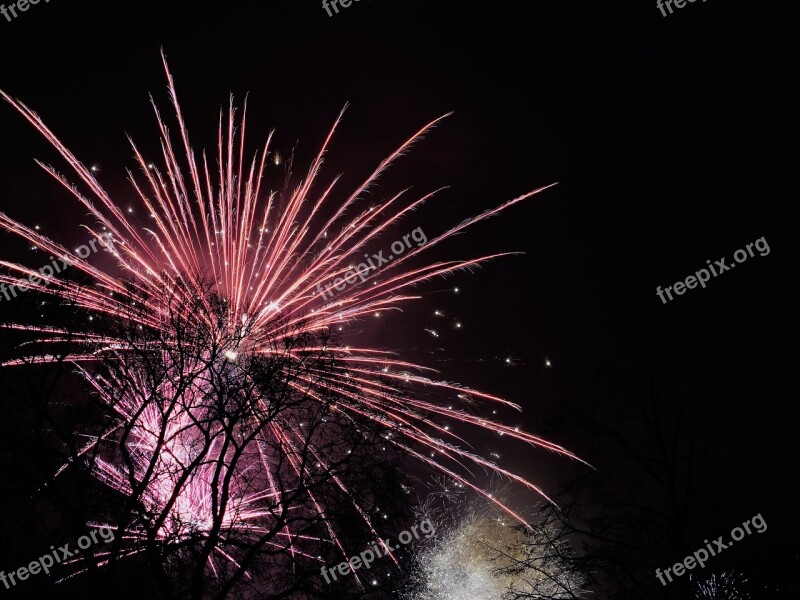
top-left (1, 0), bottom-right (796, 585)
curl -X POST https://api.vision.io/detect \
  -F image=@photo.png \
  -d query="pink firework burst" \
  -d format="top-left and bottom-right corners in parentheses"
top-left (0, 54), bottom-right (579, 585)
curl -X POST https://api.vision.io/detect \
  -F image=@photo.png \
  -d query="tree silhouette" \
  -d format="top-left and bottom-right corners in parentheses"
top-left (1, 280), bottom-right (411, 600)
top-left (546, 343), bottom-right (761, 600)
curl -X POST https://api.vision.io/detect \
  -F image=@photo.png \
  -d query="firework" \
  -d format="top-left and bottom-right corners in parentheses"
top-left (693, 571), bottom-right (751, 600)
top-left (0, 53), bottom-right (579, 586)
top-left (403, 495), bottom-right (586, 599)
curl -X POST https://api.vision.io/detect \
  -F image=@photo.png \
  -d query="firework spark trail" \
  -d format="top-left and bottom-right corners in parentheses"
top-left (0, 53), bottom-right (580, 582)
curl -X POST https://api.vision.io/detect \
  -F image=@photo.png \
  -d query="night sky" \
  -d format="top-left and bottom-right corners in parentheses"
top-left (0, 1), bottom-right (796, 598)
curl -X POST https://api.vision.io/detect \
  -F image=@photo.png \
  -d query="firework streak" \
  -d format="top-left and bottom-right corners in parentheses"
top-left (0, 52), bottom-right (580, 585)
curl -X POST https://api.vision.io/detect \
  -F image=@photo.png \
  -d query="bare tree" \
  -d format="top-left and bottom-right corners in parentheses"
top-left (2, 280), bottom-right (411, 599)
top-left (545, 342), bottom-right (760, 600)
top-left (491, 509), bottom-right (587, 600)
